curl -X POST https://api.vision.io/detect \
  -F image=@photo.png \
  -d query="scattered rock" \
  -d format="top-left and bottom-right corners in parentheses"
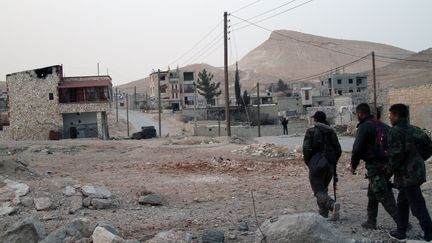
top-left (69, 195), bottom-right (83, 214)
top-left (91, 198), bottom-right (112, 210)
top-left (138, 194), bottom-right (163, 206)
top-left (64, 186), bottom-right (76, 197)
top-left (238, 223), bottom-right (249, 232)
top-left (148, 230), bottom-right (194, 243)
top-left (202, 230), bottom-right (224, 243)
top-left (0, 215), bottom-right (45, 243)
top-left (81, 185), bottom-right (111, 199)
top-left (227, 233), bottom-right (237, 240)
top-left (34, 197), bottom-right (52, 211)
top-left (0, 179), bottom-right (30, 203)
top-left (255, 213), bottom-right (350, 243)
top-left (232, 143), bottom-right (298, 158)
top-left (82, 196), bottom-right (93, 208)
top-left (41, 218), bottom-right (94, 243)
top-left (0, 202), bottom-right (16, 216)
top-left (21, 196), bottom-right (34, 207)
top-left (92, 226), bottom-right (123, 243)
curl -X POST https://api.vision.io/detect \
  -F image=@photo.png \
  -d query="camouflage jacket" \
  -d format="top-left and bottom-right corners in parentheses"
top-left (303, 122), bottom-right (342, 164)
top-left (388, 118), bottom-right (427, 188)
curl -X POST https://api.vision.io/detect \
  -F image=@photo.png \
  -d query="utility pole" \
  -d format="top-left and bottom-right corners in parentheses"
top-left (372, 51), bottom-right (378, 117)
top-left (158, 69), bottom-right (162, 138)
top-left (194, 82), bottom-right (198, 136)
top-left (115, 87), bottom-right (118, 123)
top-left (224, 11), bottom-right (231, 136)
top-left (134, 86), bottom-right (137, 110)
top-left (126, 94), bottom-right (130, 137)
top-left (257, 82), bottom-right (261, 137)
top-left (97, 63), bottom-right (100, 76)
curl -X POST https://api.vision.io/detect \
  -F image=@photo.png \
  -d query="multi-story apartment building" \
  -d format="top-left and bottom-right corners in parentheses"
top-left (320, 72), bottom-right (368, 96)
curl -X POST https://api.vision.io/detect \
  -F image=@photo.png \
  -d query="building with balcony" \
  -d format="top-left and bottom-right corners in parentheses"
top-left (2, 65), bottom-right (112, 140)
top-left (149, 69), bottom-right (202, 110)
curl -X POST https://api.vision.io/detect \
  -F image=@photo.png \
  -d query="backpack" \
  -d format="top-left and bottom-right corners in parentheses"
top-left (406, 126), bottom-right (432, 161)
top-left (368, 119), bottom-right (389, 159)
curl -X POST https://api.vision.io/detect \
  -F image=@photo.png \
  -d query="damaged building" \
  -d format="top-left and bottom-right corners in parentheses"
top-left (2, 65), bottom-right (112, 140)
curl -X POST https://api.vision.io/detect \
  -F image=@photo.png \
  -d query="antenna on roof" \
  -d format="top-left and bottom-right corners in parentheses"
top-left (97, 63), bottom-right (100, 76)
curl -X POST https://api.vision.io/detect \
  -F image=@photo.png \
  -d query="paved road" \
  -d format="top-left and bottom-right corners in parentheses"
top-left (116, 109), bottom-right (158, 132)
top-left (255, 135), bottom-right (355, 152)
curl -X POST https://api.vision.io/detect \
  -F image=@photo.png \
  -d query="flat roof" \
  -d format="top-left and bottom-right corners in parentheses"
top-left (59, 79), bottom-right (112, 89)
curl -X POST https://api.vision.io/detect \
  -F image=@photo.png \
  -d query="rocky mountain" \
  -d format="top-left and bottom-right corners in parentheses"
top-left (369, 48), bottom-right (432, 89)
top-left (119, 30), bottom-right (422, 92)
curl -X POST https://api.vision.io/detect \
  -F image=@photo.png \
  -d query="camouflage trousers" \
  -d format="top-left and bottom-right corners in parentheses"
top-left (309, 164), bottom-right (335, 217)
top-left (366, 173), bottom-right (399, 224)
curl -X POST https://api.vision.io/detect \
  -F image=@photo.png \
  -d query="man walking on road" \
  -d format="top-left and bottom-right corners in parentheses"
top-left (303, 111), bottom-right (342, 220)
top-left (350, 103), bottom-right (399, 229)
top-left (387, 104), bottom-right (432, 242)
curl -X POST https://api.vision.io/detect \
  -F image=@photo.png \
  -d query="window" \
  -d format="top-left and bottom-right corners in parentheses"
top-left (349, 89), bottom-right (354, 93)
top-left (357, 88), bottom-right (361, 92)
top-left (183, 72), bottom-right (194, 81)
top-left (49, 93), bottom-right (54, 100)
top-left (356, 78), bottom-right (362, 86)
top-left (321, 81), bottom-right (324, 86)
top-left (349, 79), bottom-right (353, 84)
top-left (304, 90), bottom-right (310, 100)
top-left (337, 79), bottom-right (342, 85)
top-left (337, 90), bottom-right (343, 95)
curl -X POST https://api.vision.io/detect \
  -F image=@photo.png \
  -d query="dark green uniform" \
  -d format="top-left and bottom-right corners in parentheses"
top-left (351, 115), bottom-right (398, 227)
top-left (388, 118), bottom-right (432, 239)
top-left (303, 122), bottom-right (342, 217)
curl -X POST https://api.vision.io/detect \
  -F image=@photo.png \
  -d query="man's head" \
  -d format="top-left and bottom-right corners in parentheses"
top-left (312, 111), bottom-right (326, 124)
top-left (389, 103), bottom-right (409, 126)
top-left (355, 103), bottom-right (371, 121)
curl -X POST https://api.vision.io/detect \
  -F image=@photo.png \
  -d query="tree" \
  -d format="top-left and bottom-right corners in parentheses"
top-left (234, 62), bottom-right (242, 106)
top-left (242, 90), bottom-right (251, 106)
top-left (195, 69), bottom-right (222, 106)
top-left (277, 79), bottom-right (289, 92)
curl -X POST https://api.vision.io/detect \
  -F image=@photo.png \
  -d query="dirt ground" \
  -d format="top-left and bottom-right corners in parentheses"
top-left (1, 136), bottom-right (432, 242)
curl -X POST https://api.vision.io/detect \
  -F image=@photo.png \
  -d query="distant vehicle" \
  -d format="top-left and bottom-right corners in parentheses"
top-left (131, 126), bottom-right (157, 139)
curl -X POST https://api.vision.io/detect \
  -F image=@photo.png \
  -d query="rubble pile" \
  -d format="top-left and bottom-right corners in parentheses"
top-left (166, 136), bottom-right (220, 146)
top-left (345, 121), bottom-right (358, 136)
top-left (232, 143), bottom-right (301, 159)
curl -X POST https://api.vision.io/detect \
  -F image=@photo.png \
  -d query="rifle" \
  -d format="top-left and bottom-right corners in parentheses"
top-left (333, 164), bottom-right (338, 201)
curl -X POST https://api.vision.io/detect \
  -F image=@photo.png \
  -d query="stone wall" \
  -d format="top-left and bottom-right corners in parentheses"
top-left (384, 84), bottom-right (432, 130)
top-left (5, 66), bottom-right (63, 140)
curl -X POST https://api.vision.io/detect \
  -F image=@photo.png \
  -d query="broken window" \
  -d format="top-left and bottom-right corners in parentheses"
top-left (349, 89), bottom-right (354, 93)
top-left (337, 90), bottom-right (343, 95)
top-left (49, 93), bottom-right (54, 100)
top-left (356, 78), bottom-right (362, 86)
top-left (337, 79), bottom-right (342, 85)
top-left (349, 79), bottom-right (353, 84)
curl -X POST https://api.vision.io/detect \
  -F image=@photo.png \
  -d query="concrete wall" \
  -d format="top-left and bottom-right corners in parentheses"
top-left (384, 84), bottom-right (432, 130)
top-left (5, 66), bottom-right (63, 140)
top-left (195, 120), bottom-right (308, 137)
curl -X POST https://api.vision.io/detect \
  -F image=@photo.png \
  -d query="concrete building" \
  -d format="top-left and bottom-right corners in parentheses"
top-left (2, 65), bottom-right (112, 140)
top-left (320, 72), bottom-right (368, 96)
top-left (149, 69), bottom-right (201, 110)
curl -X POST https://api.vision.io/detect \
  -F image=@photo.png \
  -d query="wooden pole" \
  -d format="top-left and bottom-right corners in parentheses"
top-left (257, 82), bottom-right (261, 137)
top-left (158, 70), bottom-right (162, 138)
top-left (372, 51), bottom-right (378, 117)
top-left (126, 94), bottom-right (130, 137)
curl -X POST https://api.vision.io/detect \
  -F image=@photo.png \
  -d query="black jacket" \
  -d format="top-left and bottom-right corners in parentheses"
top-left (351, 115), bottom-right (389, 172)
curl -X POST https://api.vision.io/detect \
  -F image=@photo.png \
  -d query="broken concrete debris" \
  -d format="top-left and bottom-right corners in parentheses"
top-left (63, 185), bottom-right (76, 197)
top-left (80, 185), bottom-right (113, 210)
top-left (0, 178), bottom-right (30, 215)
top-left (232, 143), bottom-right (302, 159)
top-left (147, 229), bottom-right (195, 243)
top-left (202, 229), bottom-right (225, 243)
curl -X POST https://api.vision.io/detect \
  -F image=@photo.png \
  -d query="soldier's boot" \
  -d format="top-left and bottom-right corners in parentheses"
top-left (361, 218), bottom-right (377, 229)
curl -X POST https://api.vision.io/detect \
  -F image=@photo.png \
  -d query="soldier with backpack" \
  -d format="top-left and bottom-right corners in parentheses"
top-left (350, 103), bottom-right (399, 229)
top-left (303, 111), bottom-right (342, 220)
top-left (387, 104), bottom-right (432, 242)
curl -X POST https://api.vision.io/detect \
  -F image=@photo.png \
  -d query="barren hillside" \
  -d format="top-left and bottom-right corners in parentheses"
top-left (371, 48), bottom-right (432, 89)
top-left (119, 30), bottom-right (419, 92)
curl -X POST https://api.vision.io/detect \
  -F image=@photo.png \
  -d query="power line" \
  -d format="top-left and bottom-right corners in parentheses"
top-left (375, 54), bottom-right (432, 63)
top-left (168, 20), bottom-right (223, 67)
top-left (181, 33), bottom-right (224, 67)
top-left (232, 0), bottom-right (262, 13)
top-left (231, 0), bottom-right (299, 27)
top-left (230, 14), bottom-right (366, 59)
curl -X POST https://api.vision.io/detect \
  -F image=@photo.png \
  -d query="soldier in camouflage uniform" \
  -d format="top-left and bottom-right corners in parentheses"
top-left (387, 104), bottom-right (432, 242)
top-left (350, 103), bottom-right (399, 229)
top-left (303, 111), bottom-right (342, 220)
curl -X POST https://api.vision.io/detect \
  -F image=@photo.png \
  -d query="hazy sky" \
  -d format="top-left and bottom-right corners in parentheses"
top-left (1, 0), bottom-right (431, 85)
